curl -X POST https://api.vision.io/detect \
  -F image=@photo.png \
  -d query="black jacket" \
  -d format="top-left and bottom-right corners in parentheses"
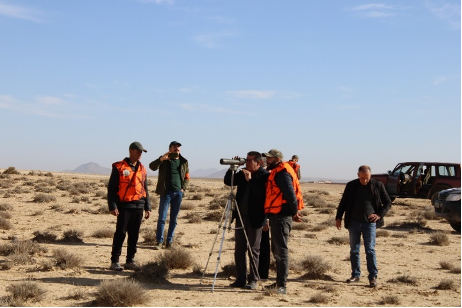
top-left (336, 178), bottom-right (392, 229)
top-left (107, 158), bottom-right (151, 211)
top-left (224, 167), bottom-right (269, 229)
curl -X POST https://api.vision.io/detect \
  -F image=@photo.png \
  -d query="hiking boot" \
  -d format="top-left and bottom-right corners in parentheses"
top-left (124, 260), bottom-right (139, 270)
top-left (277, 286), bottom-right (287, 294)
top-left (245, 281), bottom-right (257, 290)
top-left (110, 262), bottom-right (123, 271)
top-left (229, 280), bottom-right (246, 288)
top-left (165, 242), bottom-right (172, 249)
top-left (153, 242), bottom-right (163, 250)
top-left (346, 276), bottom-right (360, 283)
top-left (369, 277), bottom-right (377, 287)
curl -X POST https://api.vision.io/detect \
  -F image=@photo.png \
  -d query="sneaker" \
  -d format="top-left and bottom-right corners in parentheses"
top-left (229, 280), bottom-right (246, 288)
top-left (110, 262), bottom-right (123, 271)
top-left (165, 242), bottom-right (172, 249)
top-left (346, 276), bottom-right (360, 283)
top-left (369, 277), bottom-right (377, 287)
top-left (245, 281), bottom-right (257, 290)
top-left (124, 260), bottom-right (139, 270)
top-left (153, 242), bottom-right (163, 250)
top-left (277, 286), bottom-right (287, 294)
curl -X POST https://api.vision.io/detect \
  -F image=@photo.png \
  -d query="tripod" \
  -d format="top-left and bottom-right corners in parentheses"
top-left (200, 165), bottom-right (260, 292)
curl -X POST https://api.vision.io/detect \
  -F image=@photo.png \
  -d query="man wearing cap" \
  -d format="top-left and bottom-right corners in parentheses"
top-left (149, 141), bottom-right (190, 249)
top-left (286, 155), bottom-right (301, 180)
top-left (262, 149), bottom-right (304, 294)
top-left (108, 141), bottom-right (151, 271)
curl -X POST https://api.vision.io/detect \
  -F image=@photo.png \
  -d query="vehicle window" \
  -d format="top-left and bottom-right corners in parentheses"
top-left (430, 166), bottom-right (436, 176)
top-left (438, 165), bottom-right (456, 177)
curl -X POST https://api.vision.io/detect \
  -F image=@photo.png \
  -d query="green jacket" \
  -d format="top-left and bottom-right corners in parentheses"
top-left (149, 154), bottom-right (190, 196)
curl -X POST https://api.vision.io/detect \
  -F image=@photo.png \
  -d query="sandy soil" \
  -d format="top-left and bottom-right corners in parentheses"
top-left (0, 169), bottom-right (460, 307)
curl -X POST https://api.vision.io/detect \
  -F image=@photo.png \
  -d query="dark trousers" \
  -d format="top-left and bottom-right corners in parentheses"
top-left (234, 216), bottom-right (262, 283)
top-left (269, 216), bottom-right (292, 287)
top-left (111, 208), bottom-right (143, 263)
top-left (258, 229), bottom-right (270, 279)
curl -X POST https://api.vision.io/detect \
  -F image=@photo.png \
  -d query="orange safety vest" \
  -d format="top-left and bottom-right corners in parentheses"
top-left (286, 161), bottom-right (300, 174)
top-left (113, 160), bottom-right (147, 203)
top-left (264, 162), bottom-right (304, 215)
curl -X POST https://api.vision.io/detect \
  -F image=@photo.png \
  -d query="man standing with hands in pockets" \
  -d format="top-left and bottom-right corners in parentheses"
top-left (149, 141), bottom-right (190, 249)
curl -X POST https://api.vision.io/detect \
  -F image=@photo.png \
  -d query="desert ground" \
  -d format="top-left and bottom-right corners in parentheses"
top-left (0, 168), bottom-right (460, 307)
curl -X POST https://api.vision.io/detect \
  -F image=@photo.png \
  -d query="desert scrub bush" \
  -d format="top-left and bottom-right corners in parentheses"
top-left (387, 275), bottom-right (418, 286)
top-left (0, 216), bottom-right (12, 230)
top-left (204, 210), bottom-right (222, 221)
top-left (94, 190), bottom-right (106, 198)
top-left (2, 167), bottom-right (20, 175)
top-left (291, 222), bottom-right (310, 231)
top-left (379, 295), bottom-right (401, 305)
top-left (49, 204), bottom-right (64, 212)
top-left (92, 229), bottom-right (114, 238)
top-left (0, 211), bottom-right (12, 219)
top-left (90, 203), bottom-right (107, 214)
top-left (429, 232), bottom-right (450, 246)
top-left (209, 195), bottom-right (227, 209)
top-left (186, 212), bottom-right (202, 224)
top-left (0, 202), bottom-right (12, 211)
top-left (300, 255), bottom-right (331, 279)
top-left (53, 248), bottom-right (84, 269)
top-left (304, 194), bottom-right (327, 208)
top-left (449, 266), bottom-right (461, 274)
top-left (5, 281), bottom-right (46, 304)
top-left (64, 288), bottom-right (87, 300)
top-left (156, 247), bottom-right (193, 269)
top-left (190, 194), bottom-right (203, 201)
top-left (221, 263), bottom-right (236, 278)
top-left (94, 279), bottom-right (150, 307)
top-left (308, 292), bottom-right (329, 304)
top-left (440, 261), bottom-right (454, 270)
top-left (436, 279), bottom-right (456, 290)
top-left (34, 185), bottom-right (54, 193)
top-left (376, 230), bottom-right (390, 237)
top-left (32, 231), bottom-right (58, 243)
top-left (73, 182), bottom-right (91, 194)
top-left (318, 208), bottom-right (335, 214)
top-left (132, 261), bottom-right (170, 283)
top-left (32, 193), bottom-right (56, 203)
top-left (409, 206), bottom-right (439, 221)
top-left (140, 227), bottom-right (156, 244)
top-left (181, 201), bottom-right (195, 210)
top-left (327, 236), bottom-right (349, 245)
top-left (0, 240), bottom-right (46, 258)
top-left (61, 229), bottom-right (84, 243)
top-left (56, 180), bottom-right (73, 191)
top-left (0, 180), bottom-right (12, 189)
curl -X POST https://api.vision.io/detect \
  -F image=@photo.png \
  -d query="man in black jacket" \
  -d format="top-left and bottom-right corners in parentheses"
top-left (108, 141), bottom-right (151, 271)
top-left (224, 151), bottom-right (269, 290)
top-left (335, 165), bottom-right (391, 287)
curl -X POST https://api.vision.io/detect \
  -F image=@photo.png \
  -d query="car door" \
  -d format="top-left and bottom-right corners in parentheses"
top-left (386, 163), bottom-right (402, 195)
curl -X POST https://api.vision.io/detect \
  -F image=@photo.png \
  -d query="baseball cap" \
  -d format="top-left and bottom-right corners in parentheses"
top-left (262, 149), bottom-right (283, 159)
top-left (169, 141), bottom-right (182, 147)
top-left (129, 141), bottom-right (147, 153)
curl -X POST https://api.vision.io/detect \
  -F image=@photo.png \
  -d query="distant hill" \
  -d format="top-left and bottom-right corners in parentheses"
top-left (191, 168), bottom-right (220, 178)
top-left (68, 162), bottom-right (112, 175)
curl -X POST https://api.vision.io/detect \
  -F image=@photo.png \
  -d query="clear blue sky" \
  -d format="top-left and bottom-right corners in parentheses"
top-left (0, 0), bottom-right (460, 180)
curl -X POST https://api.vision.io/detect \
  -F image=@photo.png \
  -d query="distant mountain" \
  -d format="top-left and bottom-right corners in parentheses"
top-left (69, 162), bottom-right (112, 175)
top-left (191, 168), bottom-right (220, 178)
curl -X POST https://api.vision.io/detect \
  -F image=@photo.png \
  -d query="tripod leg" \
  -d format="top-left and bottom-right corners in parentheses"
top-left (211, 199), bottom-right (232, 292)
top-left (200, 200), bottom-right (228, 286)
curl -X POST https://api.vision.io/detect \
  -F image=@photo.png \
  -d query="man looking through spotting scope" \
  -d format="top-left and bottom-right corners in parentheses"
top-left (149, 141), bottom-right (190, 249)
top-left (262, 149), bottom-right (304, 294)
top-left (224, 152), bottom-right (269, 290)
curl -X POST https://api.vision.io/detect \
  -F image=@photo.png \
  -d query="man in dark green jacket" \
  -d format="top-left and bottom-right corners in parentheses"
top-left (149, 141), bottom-right (189, 249)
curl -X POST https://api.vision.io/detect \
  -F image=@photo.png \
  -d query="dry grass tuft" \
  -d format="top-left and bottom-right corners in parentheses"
top-left (0, 202), bottom-right (12, 211)
top-left (5, 281), bottom-right (46, 304)
top-left (203, 210), bottom-right (222, 222)
top-left (61, 229), bottom-right (84, 243)
top-left (429, 232), bottom-right (450, 246)
top-left (186, 212), bottom-right (202, 224)
top-left (156, 247), bottom-right (194, 269)
top-left (436, 279), bottom-right (456, 290)
top-left (308, 292), bottom-right (329, 304)
top-left (387, 275), bottom-right (419, 286)
top-left (140, 227), bottom-right (156, 244)
top-left (292, 222), bottom-right (310, 231)
top-left (300, 255), bottom-right (331, 279)
top-left (32, 193), bottom-right (56, 203)
top-left (449, 266), bottom-right (461, 274)
top-left (0, 216), bottom-right (12, 230)
top-left (53, 248), bottom-right (84, 269)
top-left (92, 229), bottom-right (114, 238)
top-left (304, 194), bottom-right (327, 208)
top-left (327, 236), bottom-right (349, 245)
top-left (221, 263), bottom-right (236, 278)
top-left (132, 261), bottom-right (170, 283)
top-left (94, 279), bottom-right (150, 307)
top-left (32, 231), bottom-right (58, 243)
top-left (440, 261), bottom-right (454, 270)
top-left (181, 201), bottom-right (195, 210)
top-left (379, 295), bottom-right (401, 305)
top-left (376, 230), bottom-right (390, 237)
top-left (2, 167), bottom-right (20, 175)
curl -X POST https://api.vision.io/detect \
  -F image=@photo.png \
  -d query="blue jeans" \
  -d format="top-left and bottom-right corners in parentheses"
top-left (348, 220), bottom-right (378, 281)
top-left (156, 190), bottom-right (183, 243)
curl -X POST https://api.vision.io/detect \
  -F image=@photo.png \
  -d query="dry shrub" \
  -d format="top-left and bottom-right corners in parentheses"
top-left (50, 204), bottom-right (64, 212)
top-left (91, 203), bottom-right (107, 214)
top-left (5, 281), bottom-right (46, 303)
top-left (40, 260), bottom-right (55, 271)
top-left (440, 261), bottom-right (454, 270)
top-left (192, 264), bottom-right (203, 276)
top-left (34, 186), bottom-right (54, 193)
top-left (53, 248), bottom-right (84, 269)
top-left (429, 232), bottom-right (449, 246)
top-left (56, 180), bottom-right (73, 191)
top-left (0, 260), bottom-right (13, 270)
top-left (300, 255), bottom-right (331, 279)
top-left (376, 230), bottom-right (390, 237)
top-left (61, 229), bottom-right (84, 243)
top-left (140, 227), bottom-right (156, 244)
top-left (181, 201), bottom-right (195, 210)
top-left (94, 190), bottom-right (106, 198)
top-left (204, 210), bottom-right (222, 222)
top-left (0, 181), bottom-right (11, 189)
top-left (292, 222), bottom-right (310, 231)
top-left (379, 295), bottom-right (401, 305)
top-left (73, 182), bottom-right (91, 194)
top-left (186, 212), bottom-right (202, 224)
top-left (32, 231), bottom-right (58, 243)
top-left (392, 233), bottom-right (408, 238)
top-left (221, 263), bottom-right (236, 278)
top-left (327, 236), bottom-right (349, 245)
top-left (311, 223), bottom-right (329, 232)
top-left (0, 202), bottom-right (12, 211)
top-left (308, 292), bottom-right (329, 304)
top-left (436, 279), bottom-right (456, 290)
top-left (92, 229), bottom-right (113, 238)
top-left (304, 194), bottom-right (327, 208)
top-left (387, 275), bottom-right (418, 286)
top-left (209, 195), bottom-right (227, 209)
top-left (65, 288), bottom-right (87, 300)
top-left (2, 167), bottom-right (20, 175)
top-left (32, 193), bottom-right (56, 203)
top-left (0, 240), bottom-right (45, 257)
top-left (0, 216), bottom-right (12, 230)
top-left (318, 208), bottom-right (335, 214)
top-left (156, 247), bottom-right (193, 269)
top-left (0, 211), bottom-right (12, 219)
top-left (94, 279), bottom-right (150, 307)
top-left (132, 261), bottom-right (170, 283)
top-left (450, 266), bottom-right (461, 274)
top-left (190, 194), bottom-right (203, 201)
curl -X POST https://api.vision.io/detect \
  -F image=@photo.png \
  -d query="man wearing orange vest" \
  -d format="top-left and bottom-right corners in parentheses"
top-left (262, 149), bottom-right (304, 294)
top-left (108, 141), bottom-right (151, 271)
top-left (286, 155), bottom-right (301, 180)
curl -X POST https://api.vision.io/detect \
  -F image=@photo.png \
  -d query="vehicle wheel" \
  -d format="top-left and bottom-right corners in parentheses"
top-left (430, 191), bottom-right (439, 206)
top-left (450, 222), bottom-right (461, 233)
